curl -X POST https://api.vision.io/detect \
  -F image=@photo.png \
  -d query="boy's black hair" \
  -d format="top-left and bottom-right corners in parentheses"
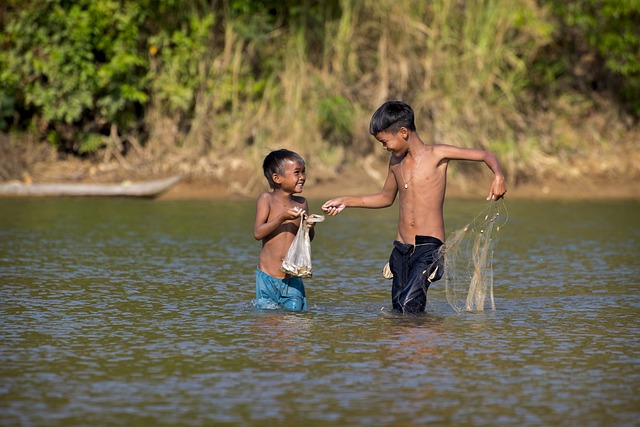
top-left (262, 149), bottom-right (305, 189)
top-left (369, 100), bottom-right (416, 135)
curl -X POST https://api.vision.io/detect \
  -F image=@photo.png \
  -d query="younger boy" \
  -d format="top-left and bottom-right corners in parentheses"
top-left (321, 101), bottom-right (507, 313)
top-left (254, 149), bottom-right (317, 310)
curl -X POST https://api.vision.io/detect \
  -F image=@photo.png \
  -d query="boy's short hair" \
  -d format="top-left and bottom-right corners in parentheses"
top-left (262, 149), bottom-right (305, 189)
top-left (369, 100), bottom-right (416, 135)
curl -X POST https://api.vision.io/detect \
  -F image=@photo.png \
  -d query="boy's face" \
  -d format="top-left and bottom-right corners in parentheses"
top-left (374, 128), bottom-right (409, 156)
top-left (273, 160), bottom-right (306, 193)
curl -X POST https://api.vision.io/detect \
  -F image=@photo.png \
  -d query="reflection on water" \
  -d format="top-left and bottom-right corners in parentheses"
top-left (1, 198), bottom-right (639, 426)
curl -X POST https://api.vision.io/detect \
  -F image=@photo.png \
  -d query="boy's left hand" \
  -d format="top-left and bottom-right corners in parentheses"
top-left (487, 175), bottom-right (507, 200)
top-left (305, 213), bottom-right (324, 230)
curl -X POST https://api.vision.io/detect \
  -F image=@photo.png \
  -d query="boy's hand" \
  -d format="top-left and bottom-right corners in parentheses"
top-left (321, 198), bottom-right (346, 216)
top-left (487, 175), bottom-right (507, 200)
top-left (283, 206), bottom-right (304, 220)
top-left (305, 214), bottom-right (324, 230)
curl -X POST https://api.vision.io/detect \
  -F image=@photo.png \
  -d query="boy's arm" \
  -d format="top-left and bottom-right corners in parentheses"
top-left (303, 200), bottom-right (316, 242)
top-left (321, 167), bottom-right (398, 215)
top-left (436, 145), bottom-right (507, 200)
top-left (253, 193), bottom-right (302, 240)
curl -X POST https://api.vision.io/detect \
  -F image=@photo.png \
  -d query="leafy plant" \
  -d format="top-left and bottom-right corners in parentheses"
top-left (545, 0), bottom-right (640, 114)
top-left (0, 0), bottom-right (148, 150)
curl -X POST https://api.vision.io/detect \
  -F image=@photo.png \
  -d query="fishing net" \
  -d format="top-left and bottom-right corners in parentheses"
top-left (280, 213), bottom-right (324, 278)
top-left (437, 200), bottom-right (508, 313)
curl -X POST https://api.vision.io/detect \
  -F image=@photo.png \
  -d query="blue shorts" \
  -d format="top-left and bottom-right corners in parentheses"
top-left (254, 268), bottom-right (307, 311)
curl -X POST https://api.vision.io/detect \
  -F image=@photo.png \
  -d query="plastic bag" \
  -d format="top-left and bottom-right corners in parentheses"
top-left (280, 214), bottom-right (324, 277)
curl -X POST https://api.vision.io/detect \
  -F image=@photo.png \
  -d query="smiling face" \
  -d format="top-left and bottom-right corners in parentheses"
top-left (273, 159), bottom-right (306, 193)
top-left (374, 127), bottom-right (409, 157)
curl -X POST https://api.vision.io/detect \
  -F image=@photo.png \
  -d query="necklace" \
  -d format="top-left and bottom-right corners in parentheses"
top-left (400, 152), bottom-right (422, 189)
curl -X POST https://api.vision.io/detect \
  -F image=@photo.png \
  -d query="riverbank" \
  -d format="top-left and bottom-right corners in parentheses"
top-left (158, 170), bottom-right (639, 201)
top-left (5, 152), bottom-right (638, 201)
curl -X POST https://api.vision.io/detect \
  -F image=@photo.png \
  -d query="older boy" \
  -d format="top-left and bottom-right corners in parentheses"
top-left (254, 149), bottom-right (317, 310)
top-left (322, 101), bottom-right (506, 313)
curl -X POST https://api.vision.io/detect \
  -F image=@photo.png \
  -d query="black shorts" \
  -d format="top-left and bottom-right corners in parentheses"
top-left (389, 235), bottom-right (444, 313)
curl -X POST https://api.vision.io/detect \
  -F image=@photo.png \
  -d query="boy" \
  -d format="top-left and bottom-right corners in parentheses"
top-left (254, 149), bottom-right (317, 310)
top-left (321, 101), bottom-right (507, 313)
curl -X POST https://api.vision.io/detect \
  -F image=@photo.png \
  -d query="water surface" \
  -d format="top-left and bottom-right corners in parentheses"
top-left (1, 198), bottom-right (638, 426)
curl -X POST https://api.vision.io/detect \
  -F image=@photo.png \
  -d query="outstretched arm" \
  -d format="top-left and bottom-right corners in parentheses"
top-left (437, 145), bottom-right (507, 200)
top-left (322, 167), bottom-right (398, 215)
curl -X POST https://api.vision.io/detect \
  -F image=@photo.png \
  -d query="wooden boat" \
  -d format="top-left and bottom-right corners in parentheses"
top-left (0, 175), bottom-right (181, 198)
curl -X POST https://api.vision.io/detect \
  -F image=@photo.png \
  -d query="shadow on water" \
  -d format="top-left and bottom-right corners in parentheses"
top-left (0, 198), bottom-right (638, 426)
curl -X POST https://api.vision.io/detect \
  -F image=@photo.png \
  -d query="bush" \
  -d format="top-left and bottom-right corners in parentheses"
top-left (0, 0), bottom-right (148, 152)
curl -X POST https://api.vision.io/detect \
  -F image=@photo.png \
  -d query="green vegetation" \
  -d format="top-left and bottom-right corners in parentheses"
top-left (1, 0), bottom-right (638, 187)
top-left (547, 0), bottom-right (640, 112)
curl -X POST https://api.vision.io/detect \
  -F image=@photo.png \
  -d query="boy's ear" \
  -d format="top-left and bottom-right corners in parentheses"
top-left (399, 127), bottom-right (409, 140)
top-left (272, 173), bottom-right (282, 184)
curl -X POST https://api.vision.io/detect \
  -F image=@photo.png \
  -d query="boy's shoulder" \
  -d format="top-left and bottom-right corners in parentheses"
top-left (257, 191), bottom-right (273, 200)
top-left (426, 143), bottom-right (460, 159)
top-left (256, 191), bottom-right (276, 207)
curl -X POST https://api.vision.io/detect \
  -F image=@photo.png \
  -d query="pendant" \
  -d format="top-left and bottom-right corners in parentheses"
top-left (404, 183), bottom-right (408, 189)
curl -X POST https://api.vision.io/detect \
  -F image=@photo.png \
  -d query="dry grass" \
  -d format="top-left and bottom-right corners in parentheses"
top-left (8, 0), bottom-right (638, 196)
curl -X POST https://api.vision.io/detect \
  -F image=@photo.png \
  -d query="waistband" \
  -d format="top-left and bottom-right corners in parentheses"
top-left (393, 235), bottom-right (443, 255)
top-left (415, 235), bottom-right (443, 246)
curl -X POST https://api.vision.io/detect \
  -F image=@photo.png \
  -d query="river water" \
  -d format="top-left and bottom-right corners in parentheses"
top-left (1, 198), bottom-right (638, 426)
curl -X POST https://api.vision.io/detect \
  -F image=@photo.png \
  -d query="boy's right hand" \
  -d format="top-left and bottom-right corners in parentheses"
top-left (283, 206), bottom-right (304, 220)
top-left (321, 198), bottom-right (346, 216)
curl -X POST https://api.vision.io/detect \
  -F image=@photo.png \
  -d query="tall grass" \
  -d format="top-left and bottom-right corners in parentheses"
top-left (144, 0), bottom-right (628, 191)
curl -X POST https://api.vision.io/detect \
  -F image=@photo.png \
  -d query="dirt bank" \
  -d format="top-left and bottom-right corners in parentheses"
top-left (5, 152), bottom-right (638, 201)
top-left (157, 169), bottom-right (640, 201)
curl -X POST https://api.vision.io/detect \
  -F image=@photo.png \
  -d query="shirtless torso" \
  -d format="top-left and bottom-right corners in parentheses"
top-left (389, 144), bottom-right (448, 243)
top-left (255, 192), bottom-right (308, 278)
